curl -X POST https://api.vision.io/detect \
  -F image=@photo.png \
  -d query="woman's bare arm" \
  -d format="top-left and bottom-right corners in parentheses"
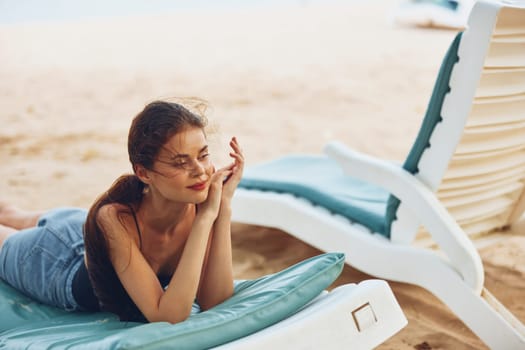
top-left (196, 206), bottom-right (234, 310)
top-left (197, 137), bottom-right (243, 310)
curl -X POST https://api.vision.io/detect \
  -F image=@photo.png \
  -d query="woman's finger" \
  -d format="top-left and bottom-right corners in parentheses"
top-left (229, 137), bottom-right (243, 154)
top-left (229, 152), bottom-right (244, 164)
top-left (216, 162), bottom-right (235, 174)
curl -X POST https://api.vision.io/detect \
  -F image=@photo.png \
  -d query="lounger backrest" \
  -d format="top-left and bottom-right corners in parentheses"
top-left (386, 1), bottom-right (525, 243)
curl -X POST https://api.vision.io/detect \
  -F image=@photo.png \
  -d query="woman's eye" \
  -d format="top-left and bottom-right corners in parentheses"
top-left (173, 161), bottom-right (188, 168)
top-left (199, 154), bottom-right (210, 161)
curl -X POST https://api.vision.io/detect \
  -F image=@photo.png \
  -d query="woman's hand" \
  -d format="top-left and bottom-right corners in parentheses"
top-left (198, 137), bottom-right (243, 220)
top-left (220, 137), bottom-right (245, 204)
top-left (197, 167), bottom-right (232, 221)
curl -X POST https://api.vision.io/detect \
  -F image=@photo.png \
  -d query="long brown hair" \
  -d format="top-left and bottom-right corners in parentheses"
top-left (83, 100), bottom-right (207, 321)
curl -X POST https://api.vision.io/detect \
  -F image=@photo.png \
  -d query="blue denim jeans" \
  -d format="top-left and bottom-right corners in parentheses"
top-left (0, 208), bottom-right (86, 311)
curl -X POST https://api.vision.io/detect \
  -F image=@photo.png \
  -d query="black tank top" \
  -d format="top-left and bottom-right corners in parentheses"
top-left (72, 206), bottom-right (173, 311)
top-left (72, 260), bottom-right (100, 311)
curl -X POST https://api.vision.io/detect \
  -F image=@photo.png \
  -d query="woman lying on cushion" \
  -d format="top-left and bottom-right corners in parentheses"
top-left (0, 100), bottom-right (244, 323)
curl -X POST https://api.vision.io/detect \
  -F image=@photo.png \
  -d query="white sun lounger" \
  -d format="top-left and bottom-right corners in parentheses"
top-left (233, 1), bottom-right (525, 348)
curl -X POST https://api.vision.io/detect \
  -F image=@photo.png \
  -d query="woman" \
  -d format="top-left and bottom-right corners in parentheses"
top-left (0, 100), bottom-right (243, 323)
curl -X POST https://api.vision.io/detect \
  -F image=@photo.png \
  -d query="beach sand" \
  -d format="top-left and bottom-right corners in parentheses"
top-left (1, 0), bottom-right (523, 348)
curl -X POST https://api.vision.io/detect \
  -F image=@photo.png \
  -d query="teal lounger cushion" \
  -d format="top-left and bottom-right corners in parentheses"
top-left (239, 155), bottom-right (390, 236)
top-left (384, 32), bottom-right (463, 235)
top-left (0, 252), bottom-right (345, 349)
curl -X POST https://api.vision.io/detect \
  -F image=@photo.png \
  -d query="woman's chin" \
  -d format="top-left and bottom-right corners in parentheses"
top-left (194, 197), bottom-right (207, 204)
top-left (192, 190), bottom-right (210, 204)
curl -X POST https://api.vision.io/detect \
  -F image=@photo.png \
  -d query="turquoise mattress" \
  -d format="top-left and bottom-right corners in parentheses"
top-left (0, 252), bottom-right (344, 349)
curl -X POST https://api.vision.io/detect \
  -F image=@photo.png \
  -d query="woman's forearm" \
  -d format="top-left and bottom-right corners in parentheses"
top-left (196, 202), bottom-right (234, 310)
top-left (156, 213), bottom-right (215, 323)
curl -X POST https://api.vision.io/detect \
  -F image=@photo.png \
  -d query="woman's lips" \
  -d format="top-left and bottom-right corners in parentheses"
top-left (187, 182), bottom-right (207, 191)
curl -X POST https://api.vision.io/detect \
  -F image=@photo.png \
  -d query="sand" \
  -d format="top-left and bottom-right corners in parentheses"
top-left (1, 1), bottom-right (523, 348)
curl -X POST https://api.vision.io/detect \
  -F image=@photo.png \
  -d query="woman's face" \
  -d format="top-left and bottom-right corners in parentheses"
top-left (148, 127), bottom-right (214, 204)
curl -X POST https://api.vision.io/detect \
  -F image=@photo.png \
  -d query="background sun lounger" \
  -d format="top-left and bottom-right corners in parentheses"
top-left (233, 1), bottom-right (525, 348)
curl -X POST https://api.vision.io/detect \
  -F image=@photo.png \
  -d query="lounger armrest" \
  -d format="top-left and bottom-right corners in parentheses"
top-left (324, 141), bottom-right (484, 293)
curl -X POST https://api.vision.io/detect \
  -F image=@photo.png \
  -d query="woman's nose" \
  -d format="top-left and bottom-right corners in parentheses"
top-left (190, 159), bottom-right (206, 177)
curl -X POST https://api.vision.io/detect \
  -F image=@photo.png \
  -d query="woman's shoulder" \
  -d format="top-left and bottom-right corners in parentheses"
top-left (97, 203), bottom-right (120, 220)
top-left (98, 203), bottom-right (129, 216)
top-left (96, 203), bottom-right (133, 231)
